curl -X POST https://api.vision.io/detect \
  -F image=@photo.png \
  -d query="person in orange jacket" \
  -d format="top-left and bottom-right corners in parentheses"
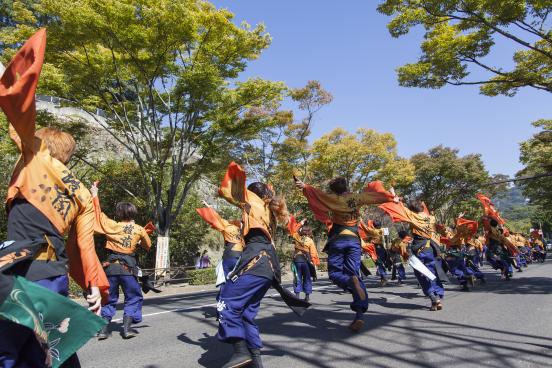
top-left (90, 183), bottom-right (152, 340)
top-left (0, 29), bottom-right (109, 367)
top-left (288, 216), bottom-right (320, 302)
top-left (389, 231), bottom-right (411, 284)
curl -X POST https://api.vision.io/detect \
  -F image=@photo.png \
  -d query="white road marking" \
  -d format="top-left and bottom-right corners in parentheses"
top-left (112, 283), bottom-right (337, 322)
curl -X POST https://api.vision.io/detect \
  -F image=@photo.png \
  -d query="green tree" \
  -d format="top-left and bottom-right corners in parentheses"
top-left (2, 1), bottom-right (289, 264)
top-left (406, 145), bottom-right (499, 223)
top-left (517, 119), bottom-right (552, 231)
top-left (377, 0), bottom-right (552, 96)
top-left (308, 128), bottom-right (415, 191)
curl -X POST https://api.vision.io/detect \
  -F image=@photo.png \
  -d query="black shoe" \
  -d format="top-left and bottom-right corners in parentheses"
top-left (461, 284), bottom-right (470, 292)
top-left (304, 294), bottom-right (310, 302)
top-left (223, 340), bottom-right (252, 368)
top-left (248, 348), bottom-right (263, 368)
top-left (122, 315), bottom-right (136, 339)
top-left (97, 319), bottom-right (110, 340)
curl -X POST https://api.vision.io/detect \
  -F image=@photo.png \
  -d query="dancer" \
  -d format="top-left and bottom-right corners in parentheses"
top-left (360, 220), bottom-right (388, 286)
top-left (0, 29), bottom-right (109, 367)
top-left (389, 231), bottom-right (410, 284)
top-left (288, 216), bottom-right (320, 302)
top-left (380, 200), bottom-right (446, 311)
top-left (90, 183), bottom-right (152, 340)
top-left (482, 218), bottom-right (514, 280)
top-left (196, 204), bottom-right (244, 278)
top-left (465, 236), bottom-right (486, 284)
top-left (295, 176), bottom-right (397, 331)
top-left (442, 215), bottom-right (482, 290)
top-left (476, 194), bottom-right (518, 279)
top-left (530, 229), bottom-right (546, 263)
top-left (217, 162), bottom-right (300, 368)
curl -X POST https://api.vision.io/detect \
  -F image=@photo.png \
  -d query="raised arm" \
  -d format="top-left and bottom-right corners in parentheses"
top-left (357, 181), bottom-right (397, 206)
top-left (0, 29), bottom-right (46, 158)
top-left (196, 207), bottom-right (228, 233)
top-left (218, 161), bottom-right (248, 207)
top-left (140, 228), bottom-right (152, 251)
top-left (90, 183), bottom-right (119, 235)
top-left (379, 201), bottom-right (417, 225)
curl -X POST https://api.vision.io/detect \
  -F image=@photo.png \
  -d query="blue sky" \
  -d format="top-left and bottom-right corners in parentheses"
top-left (213, 1), bottom-right (549, 177)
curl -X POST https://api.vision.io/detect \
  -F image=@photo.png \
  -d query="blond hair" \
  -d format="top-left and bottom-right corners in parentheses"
top-left (35, 127), bottom-right (76, 164)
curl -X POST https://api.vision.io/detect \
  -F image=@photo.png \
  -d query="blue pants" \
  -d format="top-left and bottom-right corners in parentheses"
top-left (327, 237), bottom-right (368, 313)
top-left (466, 261), bottom-right (485, 280)
top-left (413, 248), bottom-right (444, 301)
top-left (222, 257), bottom-right (240, 277)
top-left (375, 246), bottom-right (387, 280)
top-left (513, 255), bottom-right (522, 270)
top-left (487, 252), bottom-right (512, 274)
top-left (518, 251), bottom-right (528, 267)
top-left (101, 275), bottom-right (143, 323)
top-left (293, 261), bottom-right (312, 294)
top-left (217, 274), bottom-right (272, 349)
top-left (0, 274), bottom-right (79, 368)
top-left (446, 256), bottom-right (470, 286)
top-left (472, 251), bottom-right (481, 267)
top-left (394, 264), bottom-right (406, 281)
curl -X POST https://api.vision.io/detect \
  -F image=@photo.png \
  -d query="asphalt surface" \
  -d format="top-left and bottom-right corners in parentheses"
top-left (79, 260), bottom-right (552, 368)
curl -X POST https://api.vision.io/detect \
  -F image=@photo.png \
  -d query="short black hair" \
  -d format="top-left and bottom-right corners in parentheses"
top-left (116, 202), bottom-right (137, 222)
top-left (299, 225), bottom-right (313, 237)
top-left (247, 182), bottom-right (273, 199)
top-left (490, 218), bottom-right (498, 227)
top-left (407, 200), bottom-right (425, 213)
top-left (398, 230), bottom-right (408, 239)
top-left (328, 177), bottom-right (348, 194)
top-left (373, 220), bottom-right (382, 229)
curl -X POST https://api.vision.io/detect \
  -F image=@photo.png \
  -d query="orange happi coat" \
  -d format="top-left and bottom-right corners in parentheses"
top-left (196, 207), bottom-right (244, 252)
top-left (218, 162), bottom-right (285, 242)
top-left (287, 215), bottom-right (320, 266)
top-left (302, 181), bottom-right (395, 227)
top-left (0, 29), bottom-right (109, 301)
top-left (93, 197), bottom-right (151, 255)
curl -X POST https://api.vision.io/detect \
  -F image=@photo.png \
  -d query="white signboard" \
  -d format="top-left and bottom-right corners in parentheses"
top-left (155, 236), bottom-right (170, 277)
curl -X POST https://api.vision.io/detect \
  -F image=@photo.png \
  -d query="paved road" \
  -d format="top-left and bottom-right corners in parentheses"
top-left (79, 260), bottom-right (552, 368)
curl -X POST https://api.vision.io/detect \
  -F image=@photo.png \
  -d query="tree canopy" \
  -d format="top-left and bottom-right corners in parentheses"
top-left (308, 128), bottom-right (415, 191)
top-left (377, 0), bottom-right (552, 96)
top-left (404, 145), bottom-right (504, 223)
top-left (517, 119), bottom-right (552, 231)
top-left (2, 0), bottom-right (289, 239)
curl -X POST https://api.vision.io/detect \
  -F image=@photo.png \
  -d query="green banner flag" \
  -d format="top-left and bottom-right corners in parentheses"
top-left (0, 276), bottom-right (106, 368)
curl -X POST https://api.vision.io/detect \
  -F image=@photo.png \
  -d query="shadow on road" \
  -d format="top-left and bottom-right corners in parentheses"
top-left (172, 263), bottom-right (552, 368)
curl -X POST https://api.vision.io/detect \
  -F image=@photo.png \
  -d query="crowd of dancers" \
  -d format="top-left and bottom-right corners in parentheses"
top-left (0, 29), bottom-right (548, 368)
